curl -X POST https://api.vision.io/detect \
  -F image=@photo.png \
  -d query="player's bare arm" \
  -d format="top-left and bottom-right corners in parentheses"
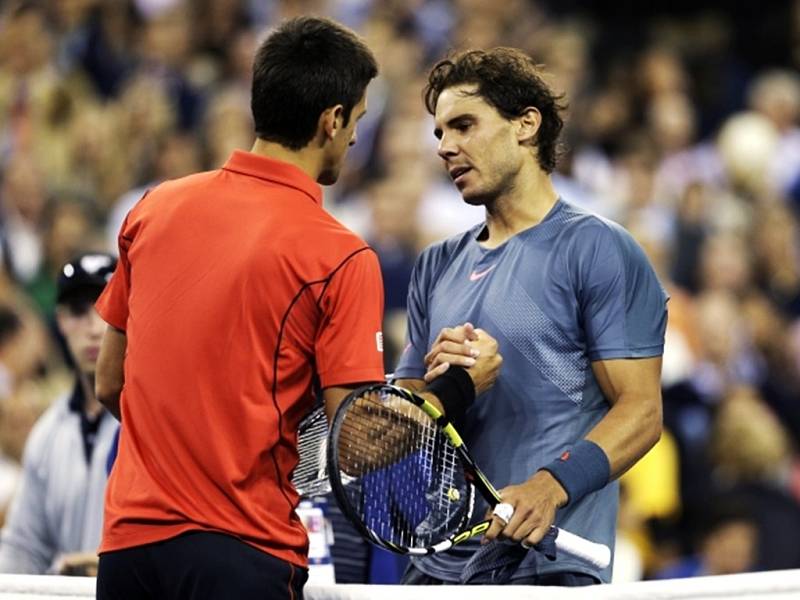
top-left (585, 356), bottom-right (663, 476)
top-left (322, 384), bottom-right (377, 423)
top-left (95, 325), bottom-right (126, 420)
top-left (484, 355), bottom-right (663, 547)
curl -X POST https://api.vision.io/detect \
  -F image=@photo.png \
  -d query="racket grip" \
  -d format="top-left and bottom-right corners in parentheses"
top-left (554, 527), bottom-right (611, 569)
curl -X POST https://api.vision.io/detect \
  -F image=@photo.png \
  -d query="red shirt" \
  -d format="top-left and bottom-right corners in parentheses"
top-left (95, 151), bottom-right (385, 567)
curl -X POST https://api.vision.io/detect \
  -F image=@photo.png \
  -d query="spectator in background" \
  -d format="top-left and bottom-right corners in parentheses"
top-left (746, 69), bottom-right (800, 196)
top-left (655, 497), bottom-right (759, 579)
top-left (0, 252), bottom-right (118, 575)
top-left (105, 131), bottom-right (201, 252)
top-left (707, 386), bottom-right (800, 572)
top-left (133, 4), bottom-right (203, 131)
top-left (0, 304), bottom-right (25, 520)
top-left (0, 292), bottom-right (60, 480)
top-left (0, 155), bottom-right (48, 287)
top-left (200, 88), bottom-right (253, 169)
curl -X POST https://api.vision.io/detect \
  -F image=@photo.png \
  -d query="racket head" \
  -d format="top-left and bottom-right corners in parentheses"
top-left (327, 383), bottom-right (476, 554)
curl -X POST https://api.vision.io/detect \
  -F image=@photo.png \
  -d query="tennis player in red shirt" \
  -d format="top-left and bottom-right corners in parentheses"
top-left (94, 16), bottom-right (501, 600)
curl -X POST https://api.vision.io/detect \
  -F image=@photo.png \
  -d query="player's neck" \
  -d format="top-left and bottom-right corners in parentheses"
top-left (250, 138), bottom-right (324, 183)
top-left (481, 165), bottom-right (558, 249)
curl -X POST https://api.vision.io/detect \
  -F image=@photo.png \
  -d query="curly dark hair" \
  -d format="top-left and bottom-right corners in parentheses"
top-left (424, 48), bottom-right (566, 173)
top-left (251, 17), bottom-right (378, 150)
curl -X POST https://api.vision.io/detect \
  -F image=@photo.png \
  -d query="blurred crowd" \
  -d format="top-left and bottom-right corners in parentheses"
top-left (1, 0), bottom-right (800, 583)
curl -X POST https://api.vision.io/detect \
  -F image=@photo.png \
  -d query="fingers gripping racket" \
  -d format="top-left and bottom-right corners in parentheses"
top-left (327, 383), bottom-right (611, 569)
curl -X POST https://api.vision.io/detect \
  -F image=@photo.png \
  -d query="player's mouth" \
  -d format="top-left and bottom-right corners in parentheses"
top-left (449, 166), bottom-right (472, 186)
top-left (84, 346), bottom-right (100, 361)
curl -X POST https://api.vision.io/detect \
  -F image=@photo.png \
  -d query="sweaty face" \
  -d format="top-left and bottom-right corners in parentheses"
top-left (318, 93), bottom-right (368, 186)
top-left (433, 85), bottom-right (523, 205)
top-left (56, 296), bottom-right (106, 376)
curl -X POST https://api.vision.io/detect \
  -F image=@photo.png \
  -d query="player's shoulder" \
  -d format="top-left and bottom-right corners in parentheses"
top-left (557, 199), bottom-right (640, 254)
top-left (415, 225), bottom-right (482, 272)
top-left (283, 209), bottom-right (378, 282)
top-left (311, 208), bottom-right (375, 258)
top-left (127, 171), bottom-right (218, 217)
top-left (558, 199), bottom-right (627, 237)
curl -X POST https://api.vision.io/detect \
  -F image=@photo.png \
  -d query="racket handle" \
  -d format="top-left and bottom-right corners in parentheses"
top-left (554, 527), bottom-right (611, 569)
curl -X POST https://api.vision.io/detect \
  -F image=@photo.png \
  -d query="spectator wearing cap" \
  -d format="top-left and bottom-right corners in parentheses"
top-left (0, 253), bottom-right (119, 575)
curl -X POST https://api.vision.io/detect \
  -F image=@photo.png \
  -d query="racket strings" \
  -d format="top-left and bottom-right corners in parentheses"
top-left (292, 405), bottom-right (330, 497)
top-left (334, 389), bottom-right (471, 548)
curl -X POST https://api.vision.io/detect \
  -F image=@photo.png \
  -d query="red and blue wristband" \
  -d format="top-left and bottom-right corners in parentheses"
top-left (540, 439), bottom-right (610, 506)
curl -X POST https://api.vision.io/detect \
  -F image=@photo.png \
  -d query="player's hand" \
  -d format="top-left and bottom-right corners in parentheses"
top-left (483, 470), bottom-right (568, 547)
top-left (462, 329), bottom-right (502, 394)
top-left (424, 322), bottom-right (481, 378)
top-left (56, 551), bottom-right (99, 576)
top-left (424, 325), bottom-right (502, 395)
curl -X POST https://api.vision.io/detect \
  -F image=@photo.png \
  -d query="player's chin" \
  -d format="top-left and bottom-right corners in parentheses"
top-left (460, 188), bottom-right (490, 206)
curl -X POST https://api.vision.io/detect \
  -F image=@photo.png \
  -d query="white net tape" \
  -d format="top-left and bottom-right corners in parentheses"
top-left (1, 570), bottom-right (799, 599)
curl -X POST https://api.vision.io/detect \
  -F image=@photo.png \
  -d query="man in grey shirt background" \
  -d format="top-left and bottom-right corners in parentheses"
top-left (0, 252), bottom-right (118, 575)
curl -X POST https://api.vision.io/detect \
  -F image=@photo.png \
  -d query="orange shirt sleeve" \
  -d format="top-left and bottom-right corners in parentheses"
top-left (315, 248), bottom-right (385, 388)
top-left (95, 213), bottom-right (134, 331)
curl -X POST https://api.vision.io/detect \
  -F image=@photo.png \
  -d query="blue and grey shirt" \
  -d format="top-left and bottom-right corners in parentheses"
top-left (394, 198), bottom-right (668, 583)
top-left (0, 381), bottom-right (118, 573)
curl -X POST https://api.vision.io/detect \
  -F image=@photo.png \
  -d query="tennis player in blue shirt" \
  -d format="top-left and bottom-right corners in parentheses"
top-left (393, 48), bottom-right (668, 586)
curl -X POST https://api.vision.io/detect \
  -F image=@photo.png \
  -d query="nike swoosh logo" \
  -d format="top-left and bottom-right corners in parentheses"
top-left (469, 265), bottom-right (496, 281)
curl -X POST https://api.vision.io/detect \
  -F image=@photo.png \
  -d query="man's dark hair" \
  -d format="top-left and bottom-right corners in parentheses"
top-left (424, 48), bottom-right (566, 173)
top-left (251, 16), bottom-right (378, 150)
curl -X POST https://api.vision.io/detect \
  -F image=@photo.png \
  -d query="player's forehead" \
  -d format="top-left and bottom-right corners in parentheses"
top-left (433, 84), bottom-right (493, 126)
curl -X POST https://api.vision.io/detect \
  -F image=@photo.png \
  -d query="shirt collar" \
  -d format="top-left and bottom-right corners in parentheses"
top-left (222, 150), bottom-right (322, 206)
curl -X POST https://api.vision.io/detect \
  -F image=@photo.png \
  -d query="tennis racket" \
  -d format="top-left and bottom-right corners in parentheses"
top-left (327, 383), bottom-right (611, 569)
top-left (292, 403), bottom-right (331, 498)
top-left (292, 373), bottom-right (398, 498)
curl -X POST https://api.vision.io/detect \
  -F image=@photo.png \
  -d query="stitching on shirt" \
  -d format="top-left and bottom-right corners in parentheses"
top-left (270, 245), bottom-right (376, 512)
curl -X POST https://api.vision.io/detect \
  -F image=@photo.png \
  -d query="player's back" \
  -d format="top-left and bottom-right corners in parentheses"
top-left (122, 162), bottom-right (364, 398)
top-left (100, 151), bottom-right (373, 567)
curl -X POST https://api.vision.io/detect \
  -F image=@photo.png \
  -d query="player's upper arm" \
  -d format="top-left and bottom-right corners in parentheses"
top-left (323, 384), bottom-right (373, 423)
top-left (315, 248), bottom-right (385, 388)
top-left (96, 326), bottom-right (126, 420)
top-left (95, 213), bottom-right (137, 331)
top-left (579, 223), bottom-right (668, 361)
top-left (591, 356), bottom-right (663, 409)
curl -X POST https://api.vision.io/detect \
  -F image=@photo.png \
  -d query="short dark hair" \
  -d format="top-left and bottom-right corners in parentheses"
top-left (251, 16), bottom-right (378, 150)
top-left (424, 48), bottom-right (566, 173)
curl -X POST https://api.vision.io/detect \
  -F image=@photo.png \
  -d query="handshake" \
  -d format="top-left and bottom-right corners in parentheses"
top-left (422, 322), bottom-right (502, 395)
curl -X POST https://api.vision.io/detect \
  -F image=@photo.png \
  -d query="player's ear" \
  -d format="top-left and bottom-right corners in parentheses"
top-left (319, 104), bottom-right (345, 142)
top-left (515, 107), bottom-right (541, 145)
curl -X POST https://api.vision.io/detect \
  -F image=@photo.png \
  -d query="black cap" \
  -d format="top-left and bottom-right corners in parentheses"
top-left (56, 252), bottom-right (117, 305)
